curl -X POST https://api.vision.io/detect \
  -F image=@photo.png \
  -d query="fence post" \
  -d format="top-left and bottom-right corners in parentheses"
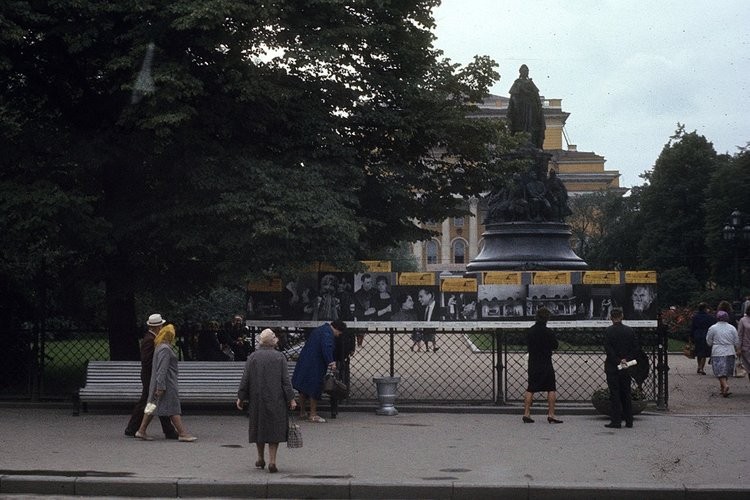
top-left (389, 329), bottom-right (395, 377)
top-left (656, 323), bottom-right (669, 410)
top-left (495, 329), bottom-right (504, 404)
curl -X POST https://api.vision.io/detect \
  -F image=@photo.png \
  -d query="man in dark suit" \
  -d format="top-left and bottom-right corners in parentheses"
top-left (418, 288), bottom-right (442, 352)
top-left (603, 307), bottom-right (640, 429)
top-left (124, 313), bottom-right (178, 439)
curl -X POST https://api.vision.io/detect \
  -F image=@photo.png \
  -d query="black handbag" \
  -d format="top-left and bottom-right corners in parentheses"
top-left (323, 369), bottom-right (349, 399)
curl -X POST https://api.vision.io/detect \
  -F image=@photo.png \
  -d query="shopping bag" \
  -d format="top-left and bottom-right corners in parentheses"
top-left (287, 422), bottom-right (303, 448)
top-left (323, 370), bottom-right (349, 399)
top-left (682, 342), bottom-right (695, 359)
top-left (735, 357), bottom-right (747, 378)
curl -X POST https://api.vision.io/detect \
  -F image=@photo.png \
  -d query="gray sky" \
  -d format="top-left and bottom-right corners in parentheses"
top-left (432, 0), bottom-right (750, 188)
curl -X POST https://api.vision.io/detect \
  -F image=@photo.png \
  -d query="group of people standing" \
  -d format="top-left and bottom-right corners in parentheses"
top-left (522, 306), bottom-right (641, 429)
top-left (691, 300), bottom-right (750, 397)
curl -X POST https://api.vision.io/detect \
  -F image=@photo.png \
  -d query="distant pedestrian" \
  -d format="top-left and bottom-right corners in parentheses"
top-left (292, 320), bottom-right (346, 422)
top-left (706, 310), bottom-right (740, 397)
top-left (603, 307), bottom-right (639, 429)
top-left (136, 324), bottom-right (197, 441)
top-left (522, 307), bottom-right (562, 424)
top-left (691, 303), bottom-right (715, 375)
top-left (124, 313), bottom-right (178, 440)
top-left (236, 329), bottom-right (297, 473)
top-left (738, 304), bottom-right (750, 383)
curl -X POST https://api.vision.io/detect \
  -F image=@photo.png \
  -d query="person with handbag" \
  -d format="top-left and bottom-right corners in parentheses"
top-left (330, 326), bottom-right (356, 418)
top-left (135, 324), bottom-right (197, 442)
top-left (236, 329), bottom-right (297, 474)
top-left (691, 302), bottom-right (715, 374)
top-left (706, 310), bottom-right (740, 397)
top-left (522, 307), bottom-right (562, 424)
top-left (291, 320), bottom-right (347, 423)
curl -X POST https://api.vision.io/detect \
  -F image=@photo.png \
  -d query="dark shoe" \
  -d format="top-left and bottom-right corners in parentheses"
top-left (604, 423), bottom-right (621, 429)
top-left (625, 422), bottom-right (633, 428)
top-left (433, 347), bottom-right (439, 352)
top-left (547, 416), bottom-right (563, 424)
top-left (124, 429), bottom-right (136, 437)
top-left (522, 416), bottom-right (534, 423)
top-left (255, 459), bottom-right (265, 469)
top-left (268, 464), bottom-right (278, 473)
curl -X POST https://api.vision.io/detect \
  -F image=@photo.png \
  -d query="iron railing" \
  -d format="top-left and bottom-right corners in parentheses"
top-left (2, 325), bottom-right (667, 408)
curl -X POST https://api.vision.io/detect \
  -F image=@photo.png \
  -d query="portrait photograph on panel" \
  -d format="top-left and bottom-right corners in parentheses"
top-left (614, 283), bottom-right (658, 320)
top-left (353, 272), bottom-right (395, 321)
top-left (389, 286), bottom-right (422, 322)
top-left (478, 284), bottom-right (527, 320)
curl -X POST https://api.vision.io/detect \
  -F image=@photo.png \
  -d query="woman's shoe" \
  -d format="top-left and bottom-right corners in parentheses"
top-left (308, 415), bottom-right (326, 423)
top-left (547, 416), bottom-right (563, 424)
top-left (268, 464), bottom-right (278, 473)
top-left (135, 431), bottom-right (153, 441)
top-left (178, 435), bottom-right (197, 442)
top-left (522, 416), bottom-right (534, 423)
top-left (255, 459), bottom-right (265, 469)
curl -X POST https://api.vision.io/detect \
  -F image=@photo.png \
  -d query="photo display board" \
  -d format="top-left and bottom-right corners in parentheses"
top-left (246, 267), bottom-right (658, 322)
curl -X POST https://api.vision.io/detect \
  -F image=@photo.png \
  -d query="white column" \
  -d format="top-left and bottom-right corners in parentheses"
top-left (412, 241), bottom-right (423, 269)
top-left (469, 197), bottom-right (479, 259)
top-left (441, 219), bottom-right (451, 264)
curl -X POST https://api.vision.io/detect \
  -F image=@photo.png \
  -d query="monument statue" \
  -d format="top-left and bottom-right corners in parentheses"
top-left (467, 63), bottom-right (586, 270)
top-left (507, 64), bottom-right (546, 149)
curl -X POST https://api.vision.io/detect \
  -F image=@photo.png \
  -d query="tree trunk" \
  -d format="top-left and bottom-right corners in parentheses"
top-left (105, 252), bottom-right (139, 361)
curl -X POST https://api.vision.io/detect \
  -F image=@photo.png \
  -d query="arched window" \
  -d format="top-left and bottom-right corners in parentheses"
top-left (453, 240), bottom-right (466, 264)
top-left (426, 240), bottom-right (438, 264)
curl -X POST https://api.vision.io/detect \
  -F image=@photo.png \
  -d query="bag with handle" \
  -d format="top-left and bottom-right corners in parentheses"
top-left (323, 368), bottom-right (349, 399)
top-left (682, 341), bottom-right (695, 359)
top-left (287, 422), bottom-right (303, 448)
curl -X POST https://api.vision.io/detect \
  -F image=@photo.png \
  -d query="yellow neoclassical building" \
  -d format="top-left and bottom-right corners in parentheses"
top-left (412, 94), bottom-right (625, 272)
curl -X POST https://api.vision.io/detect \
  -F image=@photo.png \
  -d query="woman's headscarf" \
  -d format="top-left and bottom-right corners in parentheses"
top-left (155, 324), bottom-right (176, 345)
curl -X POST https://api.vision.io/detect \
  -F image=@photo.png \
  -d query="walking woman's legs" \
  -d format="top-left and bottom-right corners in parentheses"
top-left (547, 391), bottom-right (557, 417)
top-left (523, 391), bottom-right (533, 417)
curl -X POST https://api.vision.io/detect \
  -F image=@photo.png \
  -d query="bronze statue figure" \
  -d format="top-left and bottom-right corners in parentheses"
top-left (507, 64), bottom-right (546, 149)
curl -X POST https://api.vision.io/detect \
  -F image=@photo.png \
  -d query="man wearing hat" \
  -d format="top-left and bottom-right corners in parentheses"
top-left (124, 313), bottom-right (178, 439)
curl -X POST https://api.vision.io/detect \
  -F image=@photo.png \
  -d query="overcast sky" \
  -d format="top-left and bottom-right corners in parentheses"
top-left (432, 0), bottom-right (750, 188)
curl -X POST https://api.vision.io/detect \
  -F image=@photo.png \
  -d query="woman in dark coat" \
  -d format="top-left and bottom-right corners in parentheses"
top-left (291, 321), bottom-right (345, 423)
top-left (522, 308), bottom-right (563, 423)
top-left (691, 302), bottom-right (715, 374)
top-left (236, 329), bottom-right (297, 473)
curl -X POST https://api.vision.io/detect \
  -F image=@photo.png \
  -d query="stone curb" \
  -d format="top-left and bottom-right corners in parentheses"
top-left (3, 475), bottom-right (749, 498)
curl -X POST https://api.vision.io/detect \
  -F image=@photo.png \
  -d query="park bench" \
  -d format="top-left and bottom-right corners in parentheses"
top-left (75, 360), bottom-right (297, 415)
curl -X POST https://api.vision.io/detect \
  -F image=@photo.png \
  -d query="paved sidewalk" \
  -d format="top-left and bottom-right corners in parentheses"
top-left (1, 354), bottom-right (748, 499)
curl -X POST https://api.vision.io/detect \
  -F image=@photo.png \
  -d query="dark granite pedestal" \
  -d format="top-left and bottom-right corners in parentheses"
top-left (466, 221), bottom-right (588, 271)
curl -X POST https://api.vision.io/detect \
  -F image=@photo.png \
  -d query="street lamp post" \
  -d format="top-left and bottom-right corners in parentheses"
top-left (722, 209), bottom-right (750, 300)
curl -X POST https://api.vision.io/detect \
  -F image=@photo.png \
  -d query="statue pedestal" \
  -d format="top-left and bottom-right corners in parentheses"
top-left (466, 221), bottom-right (588, 271)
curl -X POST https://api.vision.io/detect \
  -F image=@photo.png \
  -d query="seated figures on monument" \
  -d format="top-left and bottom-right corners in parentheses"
top-left (507, 64), bottom-right (546, 150)
top-left (485, 168), bottom-right (572, 224)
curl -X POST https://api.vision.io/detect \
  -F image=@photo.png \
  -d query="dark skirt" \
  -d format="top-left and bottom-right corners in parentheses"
top-left (527, 355), bottom-right (556, 392)
top-left (693, 333), bottom-right (711, 358)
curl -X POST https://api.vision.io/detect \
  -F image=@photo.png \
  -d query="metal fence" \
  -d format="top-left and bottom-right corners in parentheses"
top-left (1, 325), bottom-right (667, 408)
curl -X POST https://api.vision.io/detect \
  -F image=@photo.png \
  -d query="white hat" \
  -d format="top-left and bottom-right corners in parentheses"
top-left (147, 313), bottom-right (166, 327)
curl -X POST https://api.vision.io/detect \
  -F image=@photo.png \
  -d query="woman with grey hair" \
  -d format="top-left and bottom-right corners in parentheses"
top-left (237, 329), bottom-right (297, 473)
top-left (706, 310), bottom-right (740, 397)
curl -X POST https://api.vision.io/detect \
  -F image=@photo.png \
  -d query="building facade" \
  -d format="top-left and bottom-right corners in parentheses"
top-left (412, 94), bottom-right (625, 272)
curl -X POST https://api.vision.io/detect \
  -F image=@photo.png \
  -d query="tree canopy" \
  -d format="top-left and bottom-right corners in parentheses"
top-left (0, 1), bottom-right (510, 355)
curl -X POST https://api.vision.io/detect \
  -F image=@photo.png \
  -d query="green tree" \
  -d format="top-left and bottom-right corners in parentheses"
top-left (704, 149), bottom-right (750, 295)
top-left (0, 2), bottom-right (508, 358)
top-left (637, 126), bottom-right (719, 282)
top-left (567, 189), bottom-right (643, 269)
